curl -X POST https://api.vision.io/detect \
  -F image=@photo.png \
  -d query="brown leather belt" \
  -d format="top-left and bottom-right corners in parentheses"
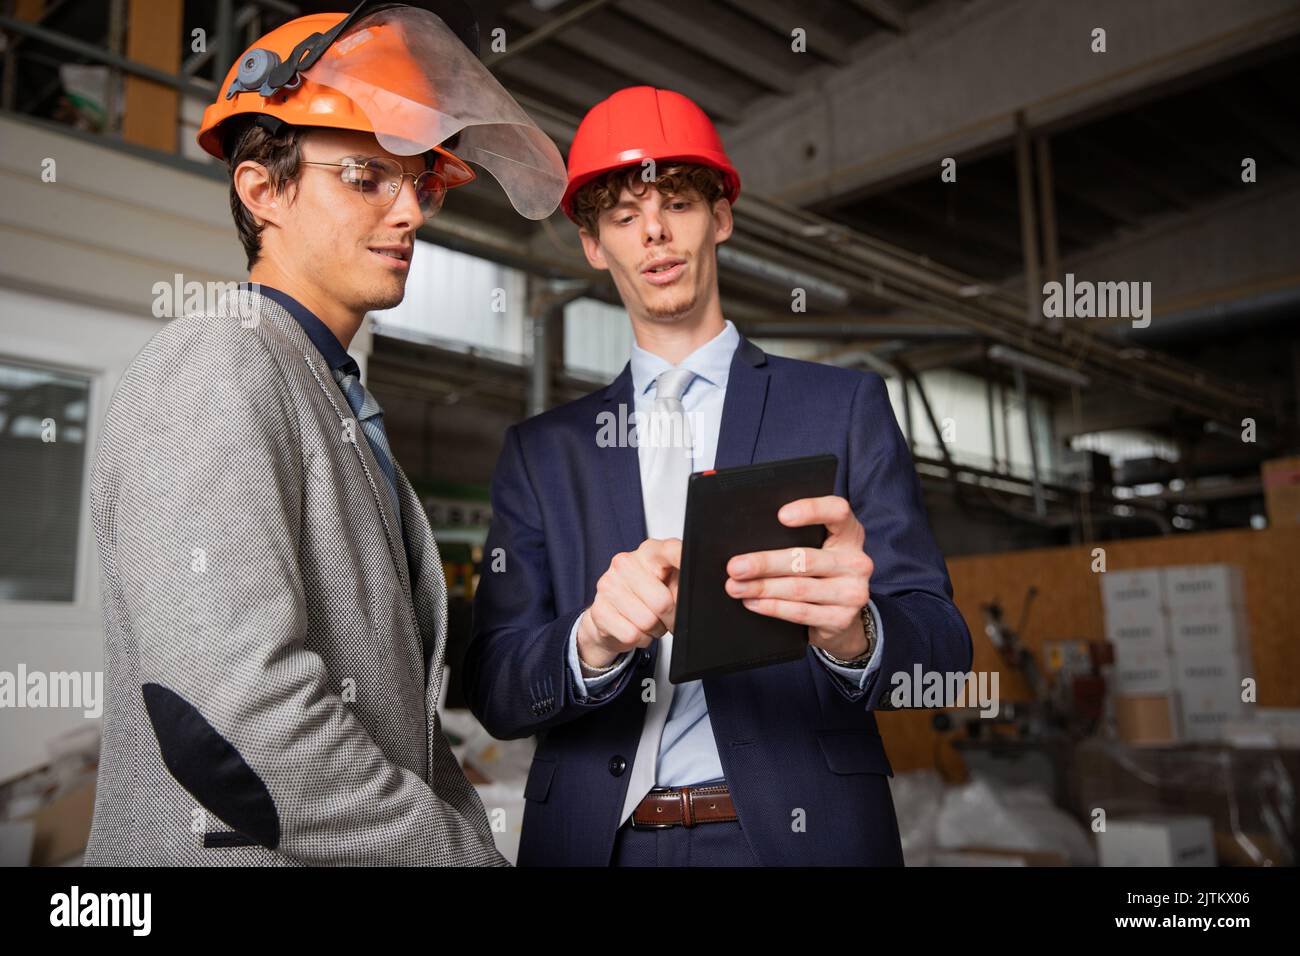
top-left (631, 784), bottom-right (737, 829)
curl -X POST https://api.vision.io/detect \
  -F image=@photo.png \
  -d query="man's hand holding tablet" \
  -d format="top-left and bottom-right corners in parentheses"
top-left (723, 495), bottom-right (875, 663)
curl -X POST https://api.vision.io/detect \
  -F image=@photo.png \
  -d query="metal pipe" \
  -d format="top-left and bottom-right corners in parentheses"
top-left (1000, 379), bottom-right (1011, 477)
top-left (899, 360), bottom-right (959, 495)
top-left (1015, 366), bottom-right (1046, 517)
top-left (1035, 135), bottom-right (1061, 331)
top-left (0, 13), bottom-right (216, 101)
top-left (986, 370), bottom-right (999, 473)
top-left (106, 0), bottom-right (126, 135)
top-left (249, 0), bottom-right (298, 14)
top-left (738, 215), bottom-right (1257, 422)
top-left (732, 193), bottom-right (1267, 422)
top-left (988, 344), bottom-right (1091, 388)
top-left (717, 245), bottom-right (851, 308)
top-left (526, 279), bottom-right (589, 416)
top-left (1014, 112), bottom-right (1042, 329)
top-left (527, 277), bottom-right (548, 416)
top-left (483, 0), bottom-right (613, 69)
top-left (213, 0), bottom-right (237, 84)
top-left (900, 375), bottom-right (914, 453)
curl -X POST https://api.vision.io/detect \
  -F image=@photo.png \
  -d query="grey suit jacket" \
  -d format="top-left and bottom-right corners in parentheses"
top-left (85, 288), bottom-right (506, 866)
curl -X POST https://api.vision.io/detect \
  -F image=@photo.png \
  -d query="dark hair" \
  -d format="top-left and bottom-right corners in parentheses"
top-left (224, 119), bottom-right (309, 270)
top-left (571, 162), bottom-right (727, 236)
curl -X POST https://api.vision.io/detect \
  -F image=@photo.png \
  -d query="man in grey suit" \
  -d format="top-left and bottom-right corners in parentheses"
top-left (85, 4), bottom-right (565, 865)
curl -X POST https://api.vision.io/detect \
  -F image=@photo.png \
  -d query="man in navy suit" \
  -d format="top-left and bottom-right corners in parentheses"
top-left (465, 87), bottom-right (972, 866)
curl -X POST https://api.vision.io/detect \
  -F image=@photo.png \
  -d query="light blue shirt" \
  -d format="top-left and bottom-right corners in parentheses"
top-left (565, 319), bottom-right (884, 786)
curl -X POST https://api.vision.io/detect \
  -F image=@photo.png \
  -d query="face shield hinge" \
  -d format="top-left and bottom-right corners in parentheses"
top-left (224, 2), bottom-right (480, 101)
top-left (223, 0), bottom-right (378, 101)
top-left (264, 1), bottom-right (447, 93)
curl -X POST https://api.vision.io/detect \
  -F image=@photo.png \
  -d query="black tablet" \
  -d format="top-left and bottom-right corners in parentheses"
top-left (670, 453), bottom-right (839, 684)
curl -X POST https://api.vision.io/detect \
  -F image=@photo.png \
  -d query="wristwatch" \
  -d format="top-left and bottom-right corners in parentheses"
top-left (821, 604), bottom-right (876, 667)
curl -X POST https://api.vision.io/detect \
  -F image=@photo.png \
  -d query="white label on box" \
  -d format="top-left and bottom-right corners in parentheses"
top-left (1163, 564), bottom-right (1244, 609)
top-left (1112, 645), bottom-right (1173, 694)
top-left (1106, 616), bottom-right (1168, 642)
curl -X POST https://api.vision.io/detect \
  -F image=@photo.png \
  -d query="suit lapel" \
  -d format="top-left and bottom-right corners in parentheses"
top-left (252, 290), bottom-right (415, 602)
top-left (301, 355), bottom-right (415, 600)
top-left (597, 340), bottom-right (768, 546)
top-left (393, 460), bottom-right (442, 657)
top-left (701, 337), bottom-right (770, 766)
top-left (598, 364), bottom-right (648, 550)
top-left (714, 337), bottom-right (771, 470)
top-left (392, 459), bottom-right (452, 772)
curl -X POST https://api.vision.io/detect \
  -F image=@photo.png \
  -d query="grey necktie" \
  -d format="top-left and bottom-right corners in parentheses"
top-left (332, 366), bottom-right (403, 541)
top-left (618, 366), bottom-right (697, 826)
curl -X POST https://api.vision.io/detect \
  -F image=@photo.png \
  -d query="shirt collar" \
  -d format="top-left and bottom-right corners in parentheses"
top-left (630, 320), bottom-right (740, 399)
top-left (248, 283), bottom-right (360, 378)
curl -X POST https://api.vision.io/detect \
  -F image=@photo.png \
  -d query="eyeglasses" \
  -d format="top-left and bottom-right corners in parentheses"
top-left (299, 157), bottom-right (448, 220)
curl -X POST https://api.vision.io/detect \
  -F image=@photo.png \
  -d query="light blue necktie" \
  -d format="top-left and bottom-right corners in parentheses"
top-left (332, 367), bottom-right (403, 539)
top-left (619, 366), bottom-right (697, 825)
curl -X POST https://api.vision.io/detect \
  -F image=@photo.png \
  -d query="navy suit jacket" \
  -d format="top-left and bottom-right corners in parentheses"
top-left (465, 337), bottom-right (973, 866)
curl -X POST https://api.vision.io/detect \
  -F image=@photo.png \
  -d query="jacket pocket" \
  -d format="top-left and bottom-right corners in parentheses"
top-left (523, 757), bottom-right (557, 803)
top-left (816, 730), bottom-right (894, 777)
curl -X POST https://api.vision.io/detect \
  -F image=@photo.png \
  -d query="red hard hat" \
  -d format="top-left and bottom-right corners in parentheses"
top-left (560, 86), bottom-right (740, 222)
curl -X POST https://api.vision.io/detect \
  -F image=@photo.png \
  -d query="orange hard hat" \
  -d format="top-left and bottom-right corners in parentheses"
top-left (197, 11), bottom-right (475, 188)
top-left (560, 86), bottom-right (741, 222)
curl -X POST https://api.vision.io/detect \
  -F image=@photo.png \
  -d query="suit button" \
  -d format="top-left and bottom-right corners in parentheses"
top-left (639, 650), bottom-right (652, 668)
top-left (608, 755), bottom-right (627, 777)
top-left (878, 690), bottom-right (893, 709)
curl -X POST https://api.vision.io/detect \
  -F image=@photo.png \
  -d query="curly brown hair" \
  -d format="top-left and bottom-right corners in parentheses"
top-left (570, 162), bottom-right (727, 236)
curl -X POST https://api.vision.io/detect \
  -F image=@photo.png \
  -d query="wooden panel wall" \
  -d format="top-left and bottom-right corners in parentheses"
top-left (878, 526), bottom-right (1300, 776)
top-left (123, 0), bottom-right (183, 153)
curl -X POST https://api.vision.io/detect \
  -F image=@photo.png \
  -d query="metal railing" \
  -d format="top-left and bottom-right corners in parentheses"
top-left (0, 0), bottom-right (301, 135)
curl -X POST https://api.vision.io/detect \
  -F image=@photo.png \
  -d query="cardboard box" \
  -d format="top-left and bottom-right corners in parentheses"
top-left (1104, 608), bottom-right (1171, 646)
top-left (0, 820), bottom-right (35, 867)
top-left (25, 780), bottom-right (96, 866)
top-left (1168, 605), bottom-right (1251, 657)
top-left (1174, 648), bottom-right (1251, 742)
top-left (1111, 642), bottom-right (1173, 695)
top-left (1163, 564), bottom-right (1245, 613)
top-left (1252, 707), bottom-right (1300, 747)
top-left (1101, 572), bottom-right (1166, 634)
top-left (1097, 815), bottom-right (1216, 867)
top-left (1102, 571), bottom-right (1172, 667)
top-left (1101, 569), bottom-right (1164, 614)
top-left (1262, 456), bottom-right (1300, 527)
top-left (1115, 694), bottom-right (1179, 745)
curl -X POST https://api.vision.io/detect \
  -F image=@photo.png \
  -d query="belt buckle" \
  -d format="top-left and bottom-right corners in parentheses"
top-left (630, 786), bottom-right (679, 830)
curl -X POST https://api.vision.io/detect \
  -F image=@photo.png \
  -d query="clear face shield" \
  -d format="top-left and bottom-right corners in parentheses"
top-left (307, 6), bottom-right (566, 221)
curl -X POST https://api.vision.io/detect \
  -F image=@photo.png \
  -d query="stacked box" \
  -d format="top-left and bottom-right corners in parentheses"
top-left (1163, 564), bottom-right (1246, 614)
top-left (1096, 815), bottom-right (1217, 867)
top-left (1163, 565), bottom-right (1253, 742)
top-left (1113, 695), bottom-right (1179, 746)
top-left (1101, 569), bottom-right (1173, 697)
